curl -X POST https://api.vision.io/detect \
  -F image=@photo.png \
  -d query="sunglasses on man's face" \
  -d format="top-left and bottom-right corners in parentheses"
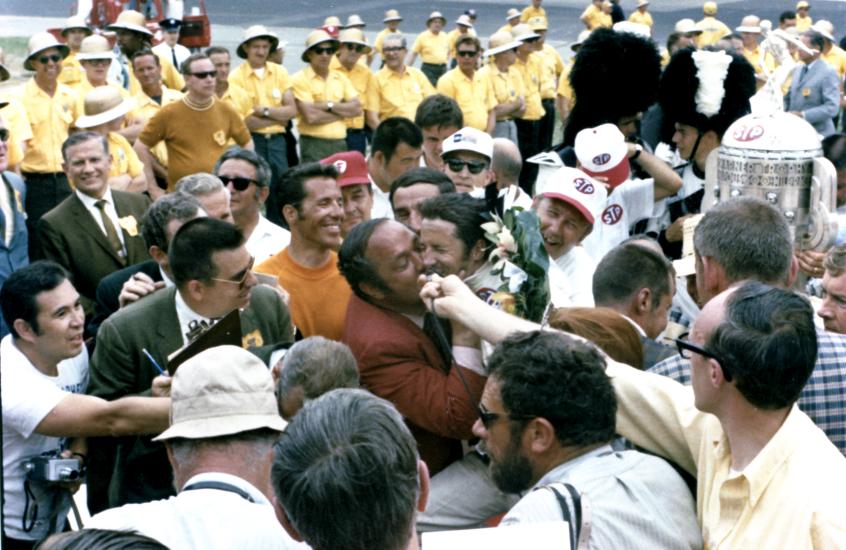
top-left (190, 70), bottom-right (217, 79)
top-left (445, 158), bottom-right (487, 175)
top-left (344, 44), bottom-right (367, 53)
top-left (219, 175), bottom-right (258, 192)
top-left (313, 46), bottom-right (338, 56)
top-left (525, 37), bottom-right (540, 43)
top-left (38, 54), bottom-right (63, 65)
top-left (0, 128), bottom-right (9, 142)
top-left (456, 50), bottom-right (478, 58)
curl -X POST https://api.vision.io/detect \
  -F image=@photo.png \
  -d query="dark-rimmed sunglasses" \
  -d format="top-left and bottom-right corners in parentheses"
top-left (343, 43), bottom-right (368, 53)
top-left (478, 403), bottom-right (535, 430)
top-left (456, 50), bottom-right (479, 58)
top-left (38, 54), bottom-right (63, 64)
top-left (445, 159), bottom-right (487, 175)
top-left (219, 175), bottom-right (258, 191)
top-left (190, 70), bottom-right (217, 79)
top-left (313, 46), bottom-right (338, 56)
top-left (0, 128), bottom-right (9, 142)
top-left (674, 334), bottom-right (731, 381)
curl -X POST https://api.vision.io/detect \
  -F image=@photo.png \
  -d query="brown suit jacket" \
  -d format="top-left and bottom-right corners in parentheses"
top-left (37, 191), bottom-right (150, 316)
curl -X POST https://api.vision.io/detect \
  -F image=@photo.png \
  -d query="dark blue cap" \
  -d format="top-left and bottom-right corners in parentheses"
top-left (160, 18), bottom-right (182, 30)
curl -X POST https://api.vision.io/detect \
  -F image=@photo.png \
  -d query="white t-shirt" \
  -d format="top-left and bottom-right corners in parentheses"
top-left (554, 246), bottom-right (596, 307)
top-left (370, 175), bottom-right (395, 220)
top-left (582, 178), bottom-right (655, 262)
top-left (1, 335), bottom-right (88, 541)
top-left (245, 215), bottom-right (291, 264)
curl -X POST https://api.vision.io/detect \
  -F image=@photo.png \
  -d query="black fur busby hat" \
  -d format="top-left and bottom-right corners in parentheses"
top-left (563, 28), bottom-right (662, 146)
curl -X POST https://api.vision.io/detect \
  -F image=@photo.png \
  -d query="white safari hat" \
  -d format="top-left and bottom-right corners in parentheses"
top-left (456, 14), bottom-right (474, 28)
top-left (675, 18), bottom-right (704, 35)
top-left (427, 11), bottom-right (447, 25)
top-left (24, 32), bottom-right (70, 71)
top-left (301, 30), bottom-right (339, 62)
top-left (383, 9), bottom-right (403, 23)
top-left (511, 23), bottom-right (540, 42)
top-left (574, 124), bottom-right (631, 188)
top-left (537, 167), bottom-right (607, 226)
top-left (571, 29), bottom-right (592, 51)
top-left (811, 20), bottom-right (835, 41)
top-left (506, 8), bottom-right (521, 21)
top-left (344, 14), bottom-right (366, 29)
top-left (339, 28), bottom-right (372, 53)
top-left (75, 86), bottom-right (136, 129)
top-left (61, 15), bottom-right (92, 36)
top-left (735, 15), bottom-right (762, 34)
top-left (153, 345), bottom-right (287, 441)
top-left (107, 10), bottom-right (152, 36)
top-left (237, 25), bottom-right (280, 59)
top-left (486, 31), bottom-right (522, 57)
top-left (76, 35), bottom-right (114, 61)
top-left (441, 127), bottom-right (494, 160)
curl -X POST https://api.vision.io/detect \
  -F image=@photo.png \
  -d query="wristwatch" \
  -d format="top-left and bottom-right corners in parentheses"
top-left (327, 101), bottom-right (334, 113)
top-left (262, 107), bottom-right (270, 118)
top-left (630, 144), bottom-right (643, 161)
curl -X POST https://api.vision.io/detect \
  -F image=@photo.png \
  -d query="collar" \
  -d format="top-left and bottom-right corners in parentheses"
top-left (252, 215), bottom-right (275, 239)
top-left (401, 312), bottom-right (425, 329)
top-left (160, 266), bottom-right (175, 288)
top-left (531, 444), bottom-right (615, 489)
top-left (174, 289), bottom-right (214, 334)
top-left (75, 188), bottom-right (114, 210)
top-left (182, 472), bottom-right (269, 505)
top-left (620, 314), bottom-right (647, 338)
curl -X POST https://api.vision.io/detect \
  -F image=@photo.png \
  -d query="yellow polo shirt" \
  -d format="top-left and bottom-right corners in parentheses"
top-left (556, 63), bottom-right (574, 103)
top-left (478, 64), bottom-right (525, 121)
top-left (0, 96), bottom-right (32, 169)
top-left (133, 86), bottom-right (183, 167)
top-left (497, 23), bottom-right (515, 35)
top-left (412, 30), bottom-right (450, 65)
top-left (366, 66), bottom-right (435, 122)
top-left (229, 61), bottom-right (292, 134)
top-left (608, 360), bottom-right (846, 549)
top-left (628, 10), bottom-right (653, 28)
top-left (536, 43), bottom-right (564, 100)
top-left (330, 56), bottom-right (371, 130)
top-left (58, 51), bottom-right (85, 87)
top-left (19, 78), bottom-right (79, 173)
top-left (447, 28), bottom-right (477, 59)
top-left (796, 14), bottom-right (813, 32)
top-left (72, 80), bottom-right (134, 123)
top-left (695, 16), bottom-right (731, 48)
top-left (125, 53), bottom-right (184, 96)
top-left (513, 54), bottom-right (544, 120)
top-left (520, 5), bottom-right (547, 24)
top-left (107, 132), bottom-right (143, 178)
top-left (822, 46), bottom-right (846, 81)
top-left (742, 45), bottom-right (776, 80)
top-left (374, 28), bottom-right (401, 56)
top-left (437, 67), bottom-right (494, 131)
top-left (581, 4), bottom-right (604, 30)
top-left (291, 66), bottom-right (358, 140)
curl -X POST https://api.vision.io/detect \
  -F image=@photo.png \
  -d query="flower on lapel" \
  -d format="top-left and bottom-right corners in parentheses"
top-left (118, 215), bottom-right (139, 236)
top-left (242, 329), bottom-right (264, 348)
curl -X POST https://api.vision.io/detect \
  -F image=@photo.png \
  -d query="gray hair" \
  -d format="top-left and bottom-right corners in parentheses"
top-left (214, 146), bottom-right (273, 188)
top-left (383, 33), bottom-right (407, 50)
top-left (491, 138), bottom-right (522, 185)
top-left (169, 429), bottom-right (280, 483)
top-left (175, 172), bottom-right (229, 199)
top-left (693, 197), bottom-right (793, 286)
top-left (140, 192), bottom-right (204, 250)
top-left (61, 131), bottom-right (108, 161)
top-left (277, 337), bottom-right (359, 416)
top-left (271, 389), bottom-right (419, 550)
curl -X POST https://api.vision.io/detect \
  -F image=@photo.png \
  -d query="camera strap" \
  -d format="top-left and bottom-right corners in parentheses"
top-left (183, 481), bottom-right (256, 503)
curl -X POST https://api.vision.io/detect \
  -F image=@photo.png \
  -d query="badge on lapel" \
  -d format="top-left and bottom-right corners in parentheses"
top-left (242, 329), bottom-right (264, 348)
top-left (802, 88), bottom-right (811, 97)
top-left (118, 215), bottom-right (139, 236)
top-left (213, 130), bottom-right (227, 146)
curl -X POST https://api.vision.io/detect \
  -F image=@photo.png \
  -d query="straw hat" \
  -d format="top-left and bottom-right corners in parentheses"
top-left (76, 86), bottom-right (137, 129)
top-left (344, 14), bottom-right (366, 29)
top-left (675, 18), bottom-right (704, 35)
top-left (339, 28), bottom-right (372, 53)
top-left (735, 15), bottom-right (762, 34)
top-left (301, 30), bottom-right (339, 63)
top-left (61, 15), bottom-right (92, 37)
top-left (76, 35), bottom-right (114, 61)
top-left (528, 16), bottom-right (548, 32)
top-left (613, 21), bottom-right (651, 38)
top-left (703, 1), bottom-right (718, 16)
top-left (237, 25), bottom-right (280, 59)
top-left (24, 32), bottom-right (70, 71)
top-left (324, 16), bottom-right (342, 27)
top-left (506, 8), bottom-right (521, 21)
top-left (383, 9), bottom-right (402, 23)
top-left (812, 20), bottom-right (835, 41)
top-left (486, 31), bottom-right (522, 56)
top-left (636, 0), bottom-right (649, 7)
top-left (796, 1), bottom-right (810, 10)
top-left (456, 14), bottom-right (474, 28)
top-left (511, 24), bottom-right (540, 42)
top-left (106, 10), bottom-right (152, 36)
top-left (571, 29), bottom-right (592, 51)
top-left (427, 11), bottom-right (447, 24)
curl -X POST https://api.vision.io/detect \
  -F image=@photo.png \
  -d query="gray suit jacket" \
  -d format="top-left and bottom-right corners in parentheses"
top-left (785, 59), bottom-right (840, 137)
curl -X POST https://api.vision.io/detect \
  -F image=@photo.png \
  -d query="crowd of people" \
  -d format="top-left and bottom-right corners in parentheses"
top-left (2, 0), bottom-right (846, 548)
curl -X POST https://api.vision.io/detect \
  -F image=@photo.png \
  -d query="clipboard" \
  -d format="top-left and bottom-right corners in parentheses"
top-left (166, 309), bottom-right (242, 374)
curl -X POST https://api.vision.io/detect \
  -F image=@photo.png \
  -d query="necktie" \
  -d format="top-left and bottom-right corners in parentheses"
top-left (422, 312), bottom-right (453, 372)
top-left (800, 64), bottom-right (809, 82)
top-left (171, 47), bottom-right (179, 71)
top-left (95, 199), bottom-right (126, 265)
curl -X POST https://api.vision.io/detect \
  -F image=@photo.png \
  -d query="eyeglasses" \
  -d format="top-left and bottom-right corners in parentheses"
top-left (85, 58), bottom-right (111, 66)
top-left (456, 50), bottom-right (478, 58)
top-left (38, 54), bottom-right (63, 64)
top-left (190, 70), bottom-right (217, 79)
top-left (674, 334), bottom-right (731, 381)
top-left (445, 159), bottom-right (488, 175)
top-left (312, 46), bottom-right (338, 56)
top-left (478, 403), bottom-right (535, 430)
top-left (210, 256), bottom-right (255, 289)
top-left (525, 37), bottom-right (541, 43)
top-left (219, 175), bottom-right (258, 192)
top-left (382, 46), bottom-right (405, 53)
top-left (0, 128), bottom-right (8, 142)
top-left (344, 43), bottom-right (367, 53)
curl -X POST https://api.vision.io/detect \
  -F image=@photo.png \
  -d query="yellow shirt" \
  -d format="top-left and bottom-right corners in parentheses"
top-left (19, 78), bottom-right (79, 173)
top-left (580, 4), bottom-right (604, 30)
top-left (497, 23), bottom-right (515, 35)
top-left (520, 5), bottom-right (547, 24)
top-left (447, 28), bottom-right (477, 60)
top-left (742, 45), bottom-right (776, 80)
top-left (134, 86), bottom-right (183, 167)
top-left (220, 83), bottom-right (253, 120)
top-left (608, 361), bottom-right (846, 549)
top-left (796, 14), bottom-right (813, 32)
top-left (597, 12), bottom-right (613, 29)
top-left (124, 53), bottom-right (184, 96)
top-left (437, 67), bottom-right (495, 131)
top-left (556, 63), bottom-right (574, 102)
top-left (478, 64), bottom-right (525, 120)
top-left (366, 66), bottom-right (435, 122)
top-left (58, 51), bottom-right (85, 87)
top-left (0, 96), bottom-right (32, 169)
top-left (695, 16), bottom-right (731, 48)
top-left (291, 66), bottom-right (359, 140)
top-left (536, 43), bottom-right (564, 99)
top-left (229, 61), bottom-right (292, 134)
top-left (513, 54), bottom-right (545, 120)
top-left (412, 30), bottom-right (450, 65)
top-left (330, 56), bottom-right (372, 130)
top-left (71, 80), bottom-right (134, 124)
top-left (821, 46), bottom-right (846, 81)
top-left (628, 10), bottom-right (653, 28)
top-left (107, 132), bottom-right (143, 178)
top-left (374, 28), bottom-right (401, 56)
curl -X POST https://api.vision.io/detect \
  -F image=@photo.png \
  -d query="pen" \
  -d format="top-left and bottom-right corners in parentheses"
top-left (142, 348), bottom-right (166, 375)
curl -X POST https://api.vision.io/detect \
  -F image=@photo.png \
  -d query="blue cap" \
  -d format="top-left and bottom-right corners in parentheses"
top-left (160, 18), bottom-right (182, 30)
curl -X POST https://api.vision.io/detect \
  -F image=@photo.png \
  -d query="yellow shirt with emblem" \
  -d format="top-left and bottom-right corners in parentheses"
top-left (366, 66), bottom-right (435, 122)
top-left (478, 64), bottom-right (525, 121)
top-left (374, 28), bottom-right (401, 56)
top-left (520, 5), bottom-right (547, 24)
top-left (437, 67), bottom-right (495, 131)
top-left (412, 30), bottom-right (450, 65)
top-left (291, 66), bottom-right (359, 140)
top-left (229, 61), bottom-right (292, 134)
top-left (330, 56), bottom-right (372, 130)
top-left (821, 46), bottom-right (846, 81)
top-left (107, 132), bottom-right (143, 178)
top-left (580, 4), bottom-right (604, 30)
top-left (695, 16), bottom-right (731, 48)
top-left (536, 43), bottom-right (564, 99)
top-left (513, 54), bottom-right (545, 120)
top-left (133, 86), bottom-right (183, 167)
top-left (628, 10), bottom-right (653, 28)
top-left (796, 14), bottom-right (813, 32)
top-left (0, 96), bottom-right (32, 169)
top-left (19, 78), bottom-right (79, 173)
top-left (447, 28), bottom-right (478, 60)
top-left (58, 51), bottom-right (85, 87)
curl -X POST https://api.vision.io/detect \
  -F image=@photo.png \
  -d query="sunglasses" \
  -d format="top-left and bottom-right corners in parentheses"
top-left (219, 175), bottom-right (258, 192)
top-left (456, 50), bottom-right (478, 58)
top-left (344, 44), bottom-right (368, 53)
top-left (478, 403), bottom-right (535, 430)
top-left (38, 54), bottom-right (63, 64)
top-left (445, 158), bottom-right (488, 175)
top-left (85, 58), bottom-right (111, 66)
top-left (210, 256), bottom-right (255, 289)
top-left (382, 46), bottom-right (405, 53)
top-left (313, 46), bottom-right (338, 55)
top-left (674, 334), bottom-right (731, 381)
top-left (0, 128), bottom-right (8, 142)
top-left (190, 70), bottom-right (217, 79)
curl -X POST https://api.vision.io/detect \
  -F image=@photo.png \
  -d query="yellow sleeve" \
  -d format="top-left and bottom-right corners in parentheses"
top-left (436, 72), bottom-right (455, 97)
top-left (291, 73), bottom-right (313, 102)
top-left (366, 75), bottom-right (381, 112)
top-left (412, 33), bottom-right (424, 55)
top-left (126, 143), bottom-right (144, 178)
top-left (275, 65), bottom-right (293, 97)
top-left (420, 71), bottom-right (436, 96)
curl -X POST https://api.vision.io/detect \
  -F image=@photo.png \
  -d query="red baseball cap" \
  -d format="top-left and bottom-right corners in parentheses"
top-left (574, 124), bottom-right (631, 189)
top-left (320, 151), bottom-right (370, 187)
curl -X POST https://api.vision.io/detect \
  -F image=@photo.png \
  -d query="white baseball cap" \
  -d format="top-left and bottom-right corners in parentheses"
top-left (441, 127), bottom-right (494, 160)
top-left (574, 124), bottom-right (631, 188)
top-left (537, 167), bottom-right (607, 225)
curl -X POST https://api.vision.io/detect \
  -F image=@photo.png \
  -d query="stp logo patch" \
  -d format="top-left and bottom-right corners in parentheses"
top-left (592, 153), bottom-right (611, 166)
top-left (573, 177), bottom-right (594, 194)
top-left (732, 124), bottom-right (765, 142)
top-left (602, 204), bottom-right (624, 225)
top-left (333, 160), bottom-right (348, 174)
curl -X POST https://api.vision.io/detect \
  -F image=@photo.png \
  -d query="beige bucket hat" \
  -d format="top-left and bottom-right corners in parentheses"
top-left (735, 15), bottom-right (762, 34)
top-left (301, 29), bottom-right (339, 62)
top-left (428, 11), bottom-right (447, 25)
top-left (237, 25), bottom-right (280, 59)
top-left (456, 14), bottom-right (474, 28)
top-left (339, 28), bottom-right (372, 53)
top-left (24, 32), bottom-right (70, 71)
top-left (76, 35), bottom-right (114, 61)
top-left (383, 9), bottom-right (402, 22)
top-left (486, 31), bottom-right (522, 56)
top-left (506, 8), bottom-right (521, 21)
top-left (75, 86), bottom-right (136, 128)
top-left (61, 15), bottom-right (92, 36)
top-left (344, 14), bottom-right (366, 28)
top-left (107, 10), bottom-right (152, 36)
top-left (512, 23), bottom-right (540, 42)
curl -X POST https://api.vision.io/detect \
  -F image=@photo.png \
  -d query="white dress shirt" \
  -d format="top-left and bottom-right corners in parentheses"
top-left (76, 189), bottom-right (126, 248)
top-left (246, 215), bottom-right (291, 264)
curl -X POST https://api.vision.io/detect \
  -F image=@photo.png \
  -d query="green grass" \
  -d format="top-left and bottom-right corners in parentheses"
top-left (0, 37), bottom-right (33, 88)
top-left (0, 37), bottom-right (28, 60)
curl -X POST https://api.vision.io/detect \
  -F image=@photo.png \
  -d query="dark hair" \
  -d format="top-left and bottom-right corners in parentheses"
top-left (62, 131), bottom-right (108, 162)
top-left (204, 45), bottom-right (230, 57)
top-left (414, 94), bottom-right (464, 131)
top-left (275, 162), bottom-right (338, 228)
top-left (454, 35), bottom-right (482, 53)
top-left (338, 218), bottom-right (391, 301)
top-left (418, 193), bottom-right (491, 260)
top-left (130, 48), bottom-right (160, 67)
top-left (548, 307), bottom-right (644, 369)
top-left (803, 30), bottom-right (826, 51)
top-left (35, 529), bottom-right (168, 550)
top-left (372, 117), bottom-right (423, 162)
top-left (277, 337), bottom-right (359, 415)
top-left (488, 331), bottom-right (616, 447)
top-left (215, 146), bottom-right (273, 188)
top-left (593, 243), bottom-right (673, 309)
top-left (822, 133), bottom-right (846, 171)
top-left (140, 192), bottom-right (203, 250)
top-left (779, 10), bottom-right (796, 23)
top-left (693, 198), bottom-right (793, 285)
top-left (707, 282), bottom-right (817, 409)
top-left (824, 244), bottom-right (846, 277)
top-left (181, 52), bottom-right (211, 75)
top-left (1, 261), bottom-right (71, 338)
top-left (271, 389), bottom-right (419, 550)
top-left (666, 31), bottom-right (684, 52)
top-left (389, 167), bottom-right (455, 205)
top-left (168, 217), bottom-right (245, 287)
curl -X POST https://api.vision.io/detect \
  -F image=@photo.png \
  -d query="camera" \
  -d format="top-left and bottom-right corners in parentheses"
top-left (23, 453), bottom-right (83, 483)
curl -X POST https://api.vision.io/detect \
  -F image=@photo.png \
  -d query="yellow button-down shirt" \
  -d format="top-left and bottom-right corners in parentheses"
top-left (821, 46), bottom-right (846, 81)
top-left (220, 83), bottom-right (253, 120)
top-left (133, 86), bottom-right (183, 166)
top-left (628, 10), bottom-right (653, 28)
top-left (520, 5), bottom-right (547, 24)
top-left (291, 66), bottom-right (358, 140)
top-left (608, 361), bottom-right (846, 550)
top-left (412, 30), bottom-right (450, 65)
top-left (556, 62), bottom-right (574, 102)
top-left (58, 51), bottom-right (85, 87)
top-left (0, 96), bottom-right (32, 169)
top-left (478, 64), bottom-right (525, 120)
top-left (330, 56), bottom-right (372, 130)
top-left (19, 78), bottom-right (79, 173)
top-left (695, 16), bottom-right (731, 48)
top-left (535, 43), bottom-right (564, 99)
top-left (437, 67), bottom-right (494, 131)
top-left (513, 54), bottom-right (545, 120)
top-left (742, 45), bottom-right (776, 80)
top-left (366, 66), bottom-right (435, 122)
top-left (796, 14), bottom-right (813, 32)
top-left (107, 132), bottom-right (143, 178)
top-left (229, 61), bottom-right (292, 134)
top-left (581, 4), bottom-right (604, 30)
